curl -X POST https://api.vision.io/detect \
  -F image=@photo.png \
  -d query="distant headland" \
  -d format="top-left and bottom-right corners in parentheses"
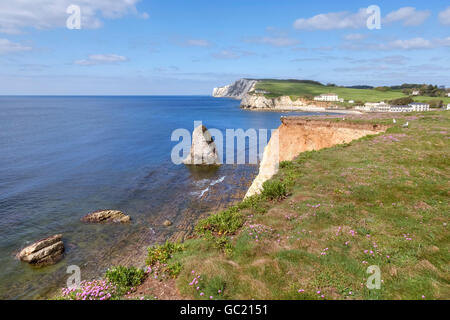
top-left (213, 79), bottom-right (450, 113)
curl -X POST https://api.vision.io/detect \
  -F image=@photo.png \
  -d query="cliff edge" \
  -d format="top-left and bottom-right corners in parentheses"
top-left (245, 118), bottom-right (387, 198)
top-left (212, 79), bottom-right (258, 99)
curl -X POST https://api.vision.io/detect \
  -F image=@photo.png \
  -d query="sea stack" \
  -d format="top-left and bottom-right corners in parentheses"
top-left (183, 125), bottom-right (220, 165)
top-left (17, 234), bottom-right (65, 266)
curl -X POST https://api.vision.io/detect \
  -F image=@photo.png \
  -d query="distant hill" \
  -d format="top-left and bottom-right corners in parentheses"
top-left (345, 85), bottom-right (374, 90)
top-left (253, 80), bottom-right (450, 105)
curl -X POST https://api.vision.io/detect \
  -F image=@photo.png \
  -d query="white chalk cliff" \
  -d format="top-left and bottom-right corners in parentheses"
top-left (245, 118), bottom-right (387, 198)
top-left (212, 79), bottom-right (258, 99)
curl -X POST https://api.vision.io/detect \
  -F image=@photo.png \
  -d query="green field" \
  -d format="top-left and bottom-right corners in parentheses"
top-left (255, 80), bottom-right (450, 105)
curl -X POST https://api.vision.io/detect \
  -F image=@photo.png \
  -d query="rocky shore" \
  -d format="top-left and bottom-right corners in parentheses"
top-left (241, 94), bottom-right (361, 114)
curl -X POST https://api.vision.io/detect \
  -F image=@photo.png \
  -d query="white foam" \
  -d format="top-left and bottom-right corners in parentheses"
top-left (210, 176), bottom-right (225, 186)
top-left (198, 187), bottom-right (209, 198)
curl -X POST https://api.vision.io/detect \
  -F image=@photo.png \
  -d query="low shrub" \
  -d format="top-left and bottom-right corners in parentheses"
top-left (262, 180), bottom-right (287, 200)
top-left (105, 266), bottom-right (145, 290)
top-left (146, 241), bottom-right (184, 266)
top-left (165, 262), bottom-right (183, 278)
top-left (238, 194), bottom-right (266, 214)
top-left (204, 233), bottom-right (233, 255)
top-left (280, 161), bottom-right (294, 169)
top-left (196, 207), bottom-right (244, 235)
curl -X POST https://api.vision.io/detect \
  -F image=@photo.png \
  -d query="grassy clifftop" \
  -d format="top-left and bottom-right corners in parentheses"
top-left (168, 111), bottom-right (449, 300)
top-left (254, 80), bottom-right (450, 105)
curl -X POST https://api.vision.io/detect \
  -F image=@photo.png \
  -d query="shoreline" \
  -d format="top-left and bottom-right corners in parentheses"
top-left (242, 106), bottom-right (362, 114)
top-left (42, 165), bottom-right (258, 300)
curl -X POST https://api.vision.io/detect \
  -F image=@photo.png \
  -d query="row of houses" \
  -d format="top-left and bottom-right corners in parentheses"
top-left (314, 93), bottom-right (344, 103)
top-left (355, 102), bottom-right (431, 113)
top-left (312, 93), bottom-right (447, 113)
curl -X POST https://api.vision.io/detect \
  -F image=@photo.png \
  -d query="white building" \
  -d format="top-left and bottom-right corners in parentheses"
top-left (363, 102), bottom-right (391, 112)
top-left (314, 93), bottom-right (343, 102)
top-left (390, 105), bottom-right (413, 112)
top-left (447, 104), bottom-right (450, 110)
top-left (412, 90), bottom-right (420, 96)
top-left (348, 100), bottom-right (355, 104)
top-left (447, 93), bottom-right (450, 97)
top-left (409, 102), bottom-right (430, 112)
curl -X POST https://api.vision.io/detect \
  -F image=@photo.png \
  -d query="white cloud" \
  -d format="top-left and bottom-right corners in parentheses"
top-left (376, 55), bottom-right (410, 65)
top-left (355, 55), bottom-right (410, 65)
top-left (439, 7), bottom-right (450, 25)
top-left (293, 7), bottom-right (430, 31)
top-left (211, 49), bottom-right (255, 60)
top-left (378, 37), bottom-right (450, 50)
top-left (183, 39), bottom-right (211, 47)
top-left (0, 0), bottom-right (146, 34)
top-left (245, 36), bottom-right (300, 47)
top-left (74, 54), bottom-right (128, 66)
top-left (385, 38), bottom-right (434, 49)
top-left (384, 7), bottom-right (430, 26)
top-left (342, 36), bottom-right (450, 51)
top-left (343, 33), bottom-right (367, 41)
top-left (211, 50), bottom-right (241, 60)
top-left (293, 9), bottom-right (368, 30)
top-left (0, 38), bottom-right (32, 54)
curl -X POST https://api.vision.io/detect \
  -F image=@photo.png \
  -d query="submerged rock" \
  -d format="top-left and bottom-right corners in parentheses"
top-left (17, 234), bottom-right (65, 266)
top-left (183, 125), bottom-right (220, 165)
top-left (81, 210), bottom-right (131, 223)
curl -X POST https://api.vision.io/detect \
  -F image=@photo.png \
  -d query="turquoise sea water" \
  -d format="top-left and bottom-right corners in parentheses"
top-left (0, 96), bottom-right (325, 299)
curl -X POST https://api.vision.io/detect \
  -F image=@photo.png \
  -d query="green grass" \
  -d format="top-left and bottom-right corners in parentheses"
top-left (170, 111), bottom-right (450, 300)
top-left (255, 80), bottom-right (450, 105)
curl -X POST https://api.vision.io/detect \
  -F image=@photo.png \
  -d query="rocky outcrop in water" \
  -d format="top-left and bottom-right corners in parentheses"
top-left (17, 234), bottom-right (65, 266)
top-left (213, 79), bottom-right (258, 99)
top-left (183, 125), bottom-right (220, 165)
top-left (81, 210), bottom-right (131, 223)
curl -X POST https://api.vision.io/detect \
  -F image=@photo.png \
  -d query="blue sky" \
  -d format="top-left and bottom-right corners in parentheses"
top-left (0, 0), bottom-right (449, 95)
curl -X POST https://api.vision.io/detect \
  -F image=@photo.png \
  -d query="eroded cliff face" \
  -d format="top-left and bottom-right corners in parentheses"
top-left (213, 79), bottom-right (258, 99)
top-left (241, 93), bottom-right (331, 110)
top-left (245, 118), bottom-right (387, 198)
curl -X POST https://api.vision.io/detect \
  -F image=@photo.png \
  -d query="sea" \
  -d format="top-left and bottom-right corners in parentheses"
top-left (0, 96), bottom-right (326, 299)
